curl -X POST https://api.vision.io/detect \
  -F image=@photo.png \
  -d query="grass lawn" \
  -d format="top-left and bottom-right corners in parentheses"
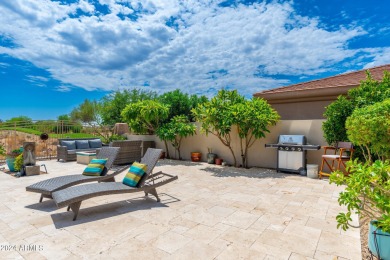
top-left (0, 128), bottom-right (98, 139)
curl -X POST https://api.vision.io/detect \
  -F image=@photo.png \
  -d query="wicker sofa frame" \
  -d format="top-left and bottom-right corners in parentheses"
top-left (26, 147), bottom-right (123, 202)
top-left (109, 140), bottom-right (142, 165)
top-left (52, 148), bottom-right (178, 221)
top-left (57, 138), bottom-right (103, 162)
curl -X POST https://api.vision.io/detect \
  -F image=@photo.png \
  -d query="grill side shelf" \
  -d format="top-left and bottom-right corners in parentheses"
top-left (265, 144), bottom-right (279, 148)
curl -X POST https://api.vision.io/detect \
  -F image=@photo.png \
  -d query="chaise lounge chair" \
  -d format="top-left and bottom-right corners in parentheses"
top-left (51, 148), bottom-right (178, 221)
top-left (26, 147), bottom-right (123, 202)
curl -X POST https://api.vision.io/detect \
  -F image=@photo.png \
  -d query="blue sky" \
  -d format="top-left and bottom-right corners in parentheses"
top-left (0, 0), bottom-right (389, 120)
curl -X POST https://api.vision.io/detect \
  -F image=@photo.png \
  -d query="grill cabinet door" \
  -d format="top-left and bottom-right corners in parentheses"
top-left (278, 151), bottom-right (304, 171)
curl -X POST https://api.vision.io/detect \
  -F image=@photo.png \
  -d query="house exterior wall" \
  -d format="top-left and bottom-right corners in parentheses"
top-left (126, 119), bottom-right (326, 170)
top-left (270, 100), bottom-right (333, 120)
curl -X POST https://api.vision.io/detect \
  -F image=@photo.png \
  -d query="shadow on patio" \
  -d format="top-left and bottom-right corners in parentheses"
top-left (200, 166), bottom-right (287, 179)
top-left (50, 193), bottom-right (180, 228)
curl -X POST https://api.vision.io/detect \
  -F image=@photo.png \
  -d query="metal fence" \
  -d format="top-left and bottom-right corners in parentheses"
top-left (0, 120), bottom-right (113, 163)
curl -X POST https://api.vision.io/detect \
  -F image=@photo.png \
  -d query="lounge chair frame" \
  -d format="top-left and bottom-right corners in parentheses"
top-left (52, 148), bottom-right (178, 220)
top-left (26, 147), bottom-right (122, 202)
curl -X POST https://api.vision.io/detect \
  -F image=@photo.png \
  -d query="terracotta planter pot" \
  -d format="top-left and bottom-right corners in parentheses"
top-left (191, 152), bottom-right (202, 162)
top-left (215, 158), bottom-right (223, 165)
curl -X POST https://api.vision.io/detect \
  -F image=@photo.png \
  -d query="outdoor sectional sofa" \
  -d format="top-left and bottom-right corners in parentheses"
top-left (57, 138), bottom-right (103, 162)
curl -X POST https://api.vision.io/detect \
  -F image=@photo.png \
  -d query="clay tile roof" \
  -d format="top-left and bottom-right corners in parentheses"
top-left (254, 64), bottom-right (390, 96)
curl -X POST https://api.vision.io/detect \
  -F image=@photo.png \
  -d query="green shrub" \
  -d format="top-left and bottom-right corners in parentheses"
top-left (14, 154), bottom-right (23, 172)
top-left (322, 96), bottom-right (353, 145)
top-left (330, 160), bottom-right (390, 233)
top-left (323, 70), bottom-right (390, 160)
top-left (346, 99), bottom-right (390, 162)
top-left (108, 134), bottom-right (127, 142)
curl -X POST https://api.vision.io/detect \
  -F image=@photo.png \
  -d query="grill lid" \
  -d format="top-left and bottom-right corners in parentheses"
top-left (278, 135), bottom-right (306, 145)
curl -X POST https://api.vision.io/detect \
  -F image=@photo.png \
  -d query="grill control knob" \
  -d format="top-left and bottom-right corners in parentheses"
top-left (291, 147), bottom-right (295, 151)
top-left (297, 147), bottom-right (302, 151)
top-left (285, 147), bottom-right (289, 151)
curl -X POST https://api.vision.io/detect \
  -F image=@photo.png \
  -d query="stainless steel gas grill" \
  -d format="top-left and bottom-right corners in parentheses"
top-left (265, 135), bottom-right (321, 174)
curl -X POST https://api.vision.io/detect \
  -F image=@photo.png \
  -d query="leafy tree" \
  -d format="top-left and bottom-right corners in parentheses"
top-left (121, 100), bottom-right (171, 157)
top-left (34, 120), bottom-right (57, 133)
top-left (5, 116), bottom-right (33, 128)
top-left (57, 114), bottom-right (71, 121)
top-left (323, 70), bottom-right (390, 149)
top-left (159, 89), bottom-right (192, 121)
top-left (233, 98), bottom-right (280, 168)
top-left (322, 96), bottom-right (354, 145)
top-left (349, 71), bottom-right (390, 108)
top-left (193, 90), bottom-right (245, 167)
top-left (70, 99), bottom-right (100, 124)
top-left (189, 94), bottom-right (208, 121)
top-left (159, 89), bottom-right (208, 122)
top-left (6, 116), bottom-right (32, 123)
top-left (346, 99), bottom-right (390, 162)
top-left (156, 115), bottom-right (196, 160)
top-left (100, 89), bottom-right (158, 125)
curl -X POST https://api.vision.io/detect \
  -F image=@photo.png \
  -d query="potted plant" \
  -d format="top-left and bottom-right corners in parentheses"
top-left (6, 149), bottom-right (23, 172)
top-left (14, 154), bottom-right (24, 173)
top-left (191, 152), bottom-right (202, 162)
top-left (207, 148), bottom-right (217, 164)
top-left (215, 158), bottom-right (223, 165)
top-left (330, 160), bottom-right (390, 259)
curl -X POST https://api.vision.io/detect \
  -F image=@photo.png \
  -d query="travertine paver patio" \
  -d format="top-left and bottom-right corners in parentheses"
top-left (0, 159), bottom-right (361, 259)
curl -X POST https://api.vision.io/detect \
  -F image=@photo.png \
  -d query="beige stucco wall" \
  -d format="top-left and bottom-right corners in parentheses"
top-left (270, 100), bottom-right (333, 120)
top-left (127, 119), bottom-right (327, 169)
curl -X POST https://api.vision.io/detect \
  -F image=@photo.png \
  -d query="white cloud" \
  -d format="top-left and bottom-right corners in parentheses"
top-left (363, 47), bottom-right (390, 69)
top-left (0, 0), bottom-right (386, 96)
top-left (56, 85), bottom-right (72, 92)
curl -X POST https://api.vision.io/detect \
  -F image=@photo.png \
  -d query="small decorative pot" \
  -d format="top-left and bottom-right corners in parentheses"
top-left (207, 153), bottom-right (217, 164)
top-left (6, 158), bottom-right (16, 172)
top-left (191, 152), bottom-right (202, 162)
top-left (368, 220), bottom-right (390, 259)
top-left (215, 158), bottom-right (223, 165)
top-left (159, 151), bottom-right (166, 160)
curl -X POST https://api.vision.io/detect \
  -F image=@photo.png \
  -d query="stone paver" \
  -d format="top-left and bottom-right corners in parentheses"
top-left (0, 159), bottom-right (361, 259)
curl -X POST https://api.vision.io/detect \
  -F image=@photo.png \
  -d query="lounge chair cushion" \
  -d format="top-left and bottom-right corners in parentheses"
top-left (83, 158), bottom-right (108, 176)
top-left (89, 139), bottom-right (102, 148)
top-left (62, 141), bottom-right (76, 150)
top-left (123, 162), bottom-right (147, 187)
top-left (76, 140), bottom-right (90, 149)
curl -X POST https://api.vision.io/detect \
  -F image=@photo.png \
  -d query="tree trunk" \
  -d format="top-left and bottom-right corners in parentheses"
top-left (164, 140), bottom-right (170, 159)
top-left (228, 145), bottom-right (237, 167)
top-left (177, 137), bottom-right (182, 160)
top-left (240, 138), bottom-right (245, 168)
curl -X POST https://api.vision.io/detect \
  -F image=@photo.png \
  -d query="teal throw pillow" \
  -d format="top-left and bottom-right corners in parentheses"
top-left (122, 162), bottom-right (147, 187)
top-left (82, 158), bottom-right (108, 176)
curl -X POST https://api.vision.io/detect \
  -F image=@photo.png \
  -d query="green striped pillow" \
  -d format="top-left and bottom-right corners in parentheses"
top-left (82, 158), bottom-right (108, 176)
top-left (122, 162), bottom-right (147, 187)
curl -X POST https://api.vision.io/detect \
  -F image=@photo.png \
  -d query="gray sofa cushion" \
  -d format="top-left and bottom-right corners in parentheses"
top-left (62, 141), bottom-right (76, 150)
top-left (89, 139), bottom-right (102, 148)
top-left (68, 148), bottom-right (96, 155)
top-left (75, 140), bottom-right (90, 149)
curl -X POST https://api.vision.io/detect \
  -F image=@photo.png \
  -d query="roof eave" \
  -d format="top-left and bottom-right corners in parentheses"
top-left (254, 85), bottom-right (357, 104)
